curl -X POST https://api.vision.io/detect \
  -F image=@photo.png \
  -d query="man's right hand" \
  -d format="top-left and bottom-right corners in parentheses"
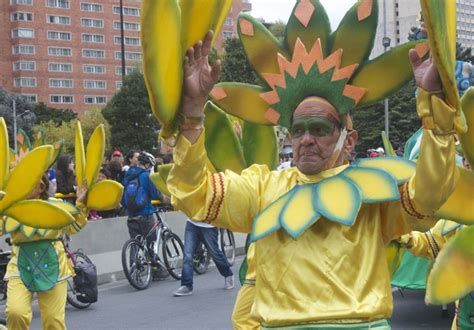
top-left (182, 31), bottom-right (221, 118)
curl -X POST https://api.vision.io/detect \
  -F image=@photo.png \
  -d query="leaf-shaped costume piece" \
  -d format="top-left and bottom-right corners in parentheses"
top-left (74, 122), bottom-right (124, 213)
top-left (420, 0), bottom-right (466, 133)
top-left (207, 0), bottom-right (426, 129)
top-left (150, 164), bottom-right (173, 197)
top-left (459, 88), bottom-right (474, 167)
top-left (0, 118), bottom-right (75, 229)
top-left (141, 0), bottom-right (232, 140)
top-left (426, 226), bottom-right (474, 305)
top-left (250, 157), bottom-right (411, 242)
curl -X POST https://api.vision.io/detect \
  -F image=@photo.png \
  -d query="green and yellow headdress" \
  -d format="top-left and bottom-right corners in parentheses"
top-left (209, 0), bottom-right (429, 129)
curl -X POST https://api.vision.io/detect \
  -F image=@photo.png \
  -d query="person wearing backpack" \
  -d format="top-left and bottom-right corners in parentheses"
top-left (122, 152), bottom-right (164, 270)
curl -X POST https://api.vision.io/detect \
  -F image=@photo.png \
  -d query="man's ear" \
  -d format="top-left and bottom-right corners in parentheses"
top-left (344, 130), bottom-right (358, 155)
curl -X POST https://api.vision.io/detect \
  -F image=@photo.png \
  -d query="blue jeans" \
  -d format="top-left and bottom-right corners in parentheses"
top-left (181, 222), bottom-right (233, 289)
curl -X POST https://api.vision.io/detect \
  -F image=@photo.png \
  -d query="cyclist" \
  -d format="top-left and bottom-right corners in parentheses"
top-left (122, 152), bottom-right (166, 279)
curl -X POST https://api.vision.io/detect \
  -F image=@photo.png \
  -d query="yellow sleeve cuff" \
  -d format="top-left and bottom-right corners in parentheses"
top-left (417, 88), bottom-right (456, 135)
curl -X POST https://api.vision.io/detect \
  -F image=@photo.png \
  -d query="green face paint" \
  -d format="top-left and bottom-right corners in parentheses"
top-left (290, 117), bottom-right (338, 139)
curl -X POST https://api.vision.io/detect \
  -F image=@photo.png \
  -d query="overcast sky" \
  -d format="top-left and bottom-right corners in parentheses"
top-left (250, 0), bottom-right (357, 29)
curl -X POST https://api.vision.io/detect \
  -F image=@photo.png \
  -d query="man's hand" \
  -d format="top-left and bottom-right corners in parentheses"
top-left (182, 31), bottom-right (221, 117)
top-left (409, 49), bottom-right (443, 96)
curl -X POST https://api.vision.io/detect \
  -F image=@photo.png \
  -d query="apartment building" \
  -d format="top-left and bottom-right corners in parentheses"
top-left (0, 0), bottom-right (252, 114)
top-left (372, 0), bottom-right (474, 58)
top-left (215, 0), bottom-right (252, 49)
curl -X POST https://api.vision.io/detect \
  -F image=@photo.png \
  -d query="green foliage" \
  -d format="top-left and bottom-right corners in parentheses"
top-left (102, 71), bottom-right (161, 153)
top-left (0, 87), bottom-right (37, 148)
top-left (220, 38), bottom-right (260, 84)
top-left (33, 102), bottom-right (76, 126)
top-left (36, 107), bottom-right (111, 154)
top-left (268, 20), bottom-right (286, 43)
top-left (353, 80), bottom-right (420, 156)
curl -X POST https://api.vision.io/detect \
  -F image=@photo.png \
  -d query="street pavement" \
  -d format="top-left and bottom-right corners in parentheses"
top-left (12, 257), bottom-right (454, 329)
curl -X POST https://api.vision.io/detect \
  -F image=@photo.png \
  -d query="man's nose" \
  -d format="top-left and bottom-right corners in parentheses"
top-left (300, 131), bottom-right (315, 144)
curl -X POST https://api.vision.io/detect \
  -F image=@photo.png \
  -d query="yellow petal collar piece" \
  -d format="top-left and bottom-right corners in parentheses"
top-left (250, 157), bottom-right (415, 242)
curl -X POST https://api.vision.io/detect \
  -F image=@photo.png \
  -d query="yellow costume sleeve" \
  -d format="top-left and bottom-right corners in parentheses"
top-left (404, 89), bottom-right (458, 222)
top-left (168, 132), bottom-right (269, 233)
top-left (399, 220), bottom-right (454, 259)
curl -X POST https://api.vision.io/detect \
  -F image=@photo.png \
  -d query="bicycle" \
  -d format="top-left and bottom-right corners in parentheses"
top-left (192, 228), bottom-right (236, 275)
top-left (62, 235), bottom-right (94, 309)
top-left (121, 208), bottom-right (184, 290)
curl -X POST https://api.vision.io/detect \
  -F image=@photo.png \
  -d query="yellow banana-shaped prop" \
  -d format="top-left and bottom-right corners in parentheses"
top-left (0, 118), bottom-right (75, 229)
top-left (75, 122), bottom-right (124, 211)
top-left (141, 0), bottom-right (232, 140)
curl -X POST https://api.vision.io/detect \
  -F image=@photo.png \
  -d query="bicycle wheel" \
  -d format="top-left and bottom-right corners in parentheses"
top-left (220, 229), bottom-right (236, 266)
top-left (66, 251), bottom-right (92, 309)
top-left (162, 232), bottom-right (184, 280)
top-left (193, 242), bottom-right (210, 275)
top-left (121, 239), bottom-right (152, 290)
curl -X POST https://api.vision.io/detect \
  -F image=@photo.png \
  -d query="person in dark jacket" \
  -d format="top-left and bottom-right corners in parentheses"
top-left (56, 155), bottom-right (76, 203)
top-left (121, 152), bottom-right (163, 259)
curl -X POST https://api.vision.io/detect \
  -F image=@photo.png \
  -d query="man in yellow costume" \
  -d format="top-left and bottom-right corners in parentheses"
top-left (167, 28), bottom-right (457, 330)
top-left (134, 0), bottom-right (470, 327)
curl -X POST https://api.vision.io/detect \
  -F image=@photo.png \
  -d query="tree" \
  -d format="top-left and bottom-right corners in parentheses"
top-left (353, 80), bottom-right (421, 156)
top-left (268, 20), bottom-right (286, 43)
top-left (33, 102), bottom-right (77, 126)
top-left (220, 38), bottom-right (260, 84)
top-left (37, 107), bottom-right (111, 154)
top-left (0, 87), bottom-right (37, 148)
top-left (102, 71), bottom-right (161, 153)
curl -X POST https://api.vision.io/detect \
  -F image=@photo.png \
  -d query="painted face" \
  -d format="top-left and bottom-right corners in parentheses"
top-left (97, 172), bottom-right (107, 182)
top-left (291, 97), bottom-right (356, 175)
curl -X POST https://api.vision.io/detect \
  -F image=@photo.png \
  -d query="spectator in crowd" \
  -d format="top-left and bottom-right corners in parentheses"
top-left (123, 150), bottom-right (139, 173)
top-left (122, 152), bottom-right (165, 279)
top-left (107, 159), bottom-right (123, 182)
top-left (376, 147), bottom-right (385, 157)
top-left (174, 220), bottom-right (234, 296)
top-left (47, 167), bottom-right (57, 197)
top-left (111, 150), bottom-right (124, 165)
top-left (56, 155), bottom-right (76, 203)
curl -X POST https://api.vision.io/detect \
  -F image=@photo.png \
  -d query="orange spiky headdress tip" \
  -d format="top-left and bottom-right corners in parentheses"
top-left (259, 38), bottom-right (366, 128)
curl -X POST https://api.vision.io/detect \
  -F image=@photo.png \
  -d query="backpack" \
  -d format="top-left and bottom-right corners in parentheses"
top-left (124, 174), bottom-right (149, 212)
top-left (73, 257), bottom-right (98, 303)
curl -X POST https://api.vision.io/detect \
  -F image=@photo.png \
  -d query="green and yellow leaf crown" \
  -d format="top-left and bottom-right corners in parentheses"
top-left (259, 38), bottom-right (366, 128)
top-left (209, 0), bottom-right (429, 129)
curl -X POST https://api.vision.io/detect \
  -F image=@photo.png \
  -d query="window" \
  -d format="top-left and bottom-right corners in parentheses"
top-left (115, 66), bottom-right (136, 75)
top-left (50, 95), bottom-right (73, 104)
top-left (80, 3), bottom-right (103, 12)
top-left (47, 31), bottom-right (71, 41)
top-left (115, 51), bottom-right (141, 61)
top-left (84, 96), bottom-right (107, 104)
top-left (82, 34), bottom-right (104, 43)
top-left (83, 64), bottom-right (105, 73)
top-left (83, 80), bottom-right (106, 89)
top-left (223, 31), bottom-right (233, 39)
top-left (113, 21), bottom-right (140, 31)
top-left (46, 0), bottom-right (69, 9)
top-left (21, 94), bottom-right (37, 103)
top-left (13, 61), bottom-right (36, 71)
top-left (48, 47), bottom-right (72, 56)
top-left (224, 18), bottom-right (233, 26)
top-left (12, 28), bottom-right (35, 38)
top-left (114, 36), bottom-right (140, 46)
top-left (12, 45), bottom-right (35, 55)
top-left (49, 78), bottom-right (73, 88)
top-left (82, 49), bottom-right (105, 58)
top-left (10, 0), bottom-right (33, 4)
top-left (116, 81), bottom-right (123, 89)
top-left (48, 62), bottom-right (72, 72)
top-left (113, 6), bottom-right (140, 16)
top-left (11, 12), bottom-right (33, 22)
top-left (14, 77), bottom-right (36, 87)
top-left (81, 18), bottom-right (104, 28)
top-left (47, 15), bottom-right (70, 25)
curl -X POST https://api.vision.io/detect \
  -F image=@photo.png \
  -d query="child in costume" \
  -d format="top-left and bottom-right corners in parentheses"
top-left (3, 174), bottom-right (88, 329)
top-left (142, 1), bottom-right (472, 327)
